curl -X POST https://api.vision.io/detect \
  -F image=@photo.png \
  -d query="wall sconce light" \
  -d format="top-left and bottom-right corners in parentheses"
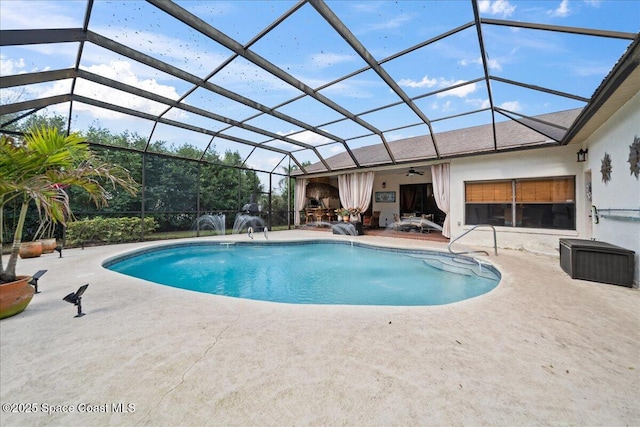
top-left (382, 181), bottom-right (386, 188)
top-left (577, 148), bottom-right (588, 163)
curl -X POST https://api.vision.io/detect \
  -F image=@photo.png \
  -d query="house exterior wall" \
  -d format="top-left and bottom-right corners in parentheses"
top-left (579, 91), bottom-right (639, 287)
top-left (446, 91), bottom-right (639, 287)
top-left (448, 144), bottom-right (583, 251)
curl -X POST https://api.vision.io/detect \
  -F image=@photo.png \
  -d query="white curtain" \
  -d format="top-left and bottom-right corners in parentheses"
top-left (338, 172), bottom-right (375, 220)
top-left (431, 163), bottom-right (451, 238)
top-left (294, 178), bottom-right (307, 226)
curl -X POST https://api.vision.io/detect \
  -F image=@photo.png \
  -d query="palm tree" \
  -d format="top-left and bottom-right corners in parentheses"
top-left (0, 127), bottom-right (138, 283)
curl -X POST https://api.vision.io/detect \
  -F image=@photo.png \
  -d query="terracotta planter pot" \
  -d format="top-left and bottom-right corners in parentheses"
top-left (19, 241), bottom-right (43, 259)
top-left (39, 238), bottom-right (57, 254)
top-left (0, 276), bottom-right (35, 319)
top-left (343, 215), bottom-right (350, 222)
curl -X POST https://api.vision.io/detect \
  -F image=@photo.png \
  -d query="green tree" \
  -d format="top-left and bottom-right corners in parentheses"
top-left (2, 114), bottom-right (267, 235)
top-left (69, 127), bottom-right (145, 214)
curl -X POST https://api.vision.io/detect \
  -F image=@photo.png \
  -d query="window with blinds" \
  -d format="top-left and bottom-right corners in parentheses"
top-left (465, 177), bottom-right (575, 229)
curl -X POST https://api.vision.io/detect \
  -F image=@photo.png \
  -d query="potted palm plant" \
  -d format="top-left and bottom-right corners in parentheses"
top-left (0, 127), bottom-right (138, 319)
top-left (335, 208), bottom-right (350, 222)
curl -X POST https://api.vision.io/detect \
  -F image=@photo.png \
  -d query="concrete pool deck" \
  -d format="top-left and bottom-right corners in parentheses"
top-left (1, 230), bottom-right (638, 426)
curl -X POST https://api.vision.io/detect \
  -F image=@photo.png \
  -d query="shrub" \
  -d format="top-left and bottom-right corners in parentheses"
top-left (66, 217), bottom-right (158, 246)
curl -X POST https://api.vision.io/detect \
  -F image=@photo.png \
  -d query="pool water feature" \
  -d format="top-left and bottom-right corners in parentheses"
top-left (104, 241), bottom-right (500, 306)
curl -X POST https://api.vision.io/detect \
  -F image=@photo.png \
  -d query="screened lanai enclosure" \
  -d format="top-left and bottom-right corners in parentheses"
top-left (1, 0), bottom-right (638, 242)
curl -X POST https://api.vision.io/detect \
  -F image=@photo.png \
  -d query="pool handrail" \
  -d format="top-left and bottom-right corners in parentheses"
top-left (448, 224), bottom-right (498, 256)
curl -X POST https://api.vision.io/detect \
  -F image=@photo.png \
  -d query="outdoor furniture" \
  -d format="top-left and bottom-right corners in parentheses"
top-left (392, 213), bottom-right (413, 232)
top-left (332, 221), bottom-right (363, 235)
top-left (559, 239), bottom-right (635, 287)
top-left (325, 210), bottom-right (336, 222)
top-left (363, 211), bottom-right (380, 229)
top-left (419, 214), bottom-right (435, 233)
top-left (305, 210), bottom-right (314, 224)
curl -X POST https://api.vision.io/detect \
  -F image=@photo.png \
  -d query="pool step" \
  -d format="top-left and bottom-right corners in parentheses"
top-left (413, 254), bottom-right (500, 281)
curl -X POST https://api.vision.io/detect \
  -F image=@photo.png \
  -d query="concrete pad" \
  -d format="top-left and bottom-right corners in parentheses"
top-left (1, 230), bottom-right (638, 426)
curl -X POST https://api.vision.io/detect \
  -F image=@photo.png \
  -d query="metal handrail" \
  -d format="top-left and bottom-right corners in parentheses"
top-left (448, 224), bottom-right (498, 256)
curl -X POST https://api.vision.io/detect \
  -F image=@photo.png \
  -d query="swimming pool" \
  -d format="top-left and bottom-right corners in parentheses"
top-left (104, 241), bottom-right (500, 306)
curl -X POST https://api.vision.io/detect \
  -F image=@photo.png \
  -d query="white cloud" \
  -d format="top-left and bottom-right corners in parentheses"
top-left (398, 75), bottom-right (438, 89)
top-left (318, 79), bottom-right (378, 100)
top-left (0, 0), bottom-right (84, 30)
top-left (441, 100), bottom-right (453, 113)
top-left (278, 130), bottom-right (333, 147)
top-left (498, 101), bottom-right (522, 112)
top-left (95, 26), bottom-right (230, 77)
top-left (477, 0), bottom-right (516, 17)
top-left (571, 62), bottom-right (611, 77)
top-left (0, 87), bottom-right (23, 105)
top-left (246, 154), bottom-right (284, 175)
top-left (486, 58), bottom-right (502, 72)
top-left (370, 14), bottom-right (414, 31)
top-left (0, 55), bottom-right (26, 75)
top-left (80, 60), bottom-right (181, 100)
top-left (266, 131), bottom-right (332, 153)
top-left (329, 144), bottom-right (343, 154)
top-left (548, 0), bottom-right (571, 17)
top-left (350, 2), bottom-right (382, 14)
top-left (460, 56), bottom-right (502, 72)
top-left (465, 98), bottom-right (491, 109)
top-left (18, 60), bottom-right (184, 121)
top-left (436, 81), bottom-right (478, 98)
top-left (385, 131), bottom-right (418, 142)
top-left (399, 76), bottom-right (478, 98)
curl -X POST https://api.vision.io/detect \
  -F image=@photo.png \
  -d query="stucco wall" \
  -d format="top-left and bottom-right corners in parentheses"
top-left (580, 91), bottom-right (640, 286)
top-left (444, 92), bottom-right (639, 287)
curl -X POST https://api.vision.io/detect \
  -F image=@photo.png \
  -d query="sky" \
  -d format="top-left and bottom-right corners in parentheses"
top-left (1, 0), bottom-right (639, 187)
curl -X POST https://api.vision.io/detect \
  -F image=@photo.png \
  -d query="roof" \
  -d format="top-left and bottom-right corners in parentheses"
top-left (297, 108), bottom-right (583, 175)
top-left (1, 0), bottom-right (639, 181)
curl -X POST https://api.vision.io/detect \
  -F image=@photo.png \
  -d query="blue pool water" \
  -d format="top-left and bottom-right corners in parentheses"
top-left (105, 241), bottom-right (500, 306)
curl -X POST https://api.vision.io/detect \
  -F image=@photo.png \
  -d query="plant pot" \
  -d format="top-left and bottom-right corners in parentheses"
top-left (19, 241), bottom-right (43, 259)
top-left (0, 276), bottom-right (35, 319)
top-left (39, 238), bottom-right (57, 254)
top-left (343, 215), bottom-right (350, 222)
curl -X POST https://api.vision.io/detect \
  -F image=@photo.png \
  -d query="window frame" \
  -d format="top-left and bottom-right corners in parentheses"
top-left (464, 176), bottom-right (576, 230)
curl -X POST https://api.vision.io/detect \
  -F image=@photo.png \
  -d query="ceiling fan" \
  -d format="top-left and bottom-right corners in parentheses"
top-left (406, 167), bottom-right (424, 176)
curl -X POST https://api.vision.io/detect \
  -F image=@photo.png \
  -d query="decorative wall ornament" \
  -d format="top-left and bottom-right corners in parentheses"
top-left (585, 183), bottom-right (592, 201)
top-left (375, 191), bottom-right (396, 203)
top-left (601, 152), bottom-right (612, 184)
top-left (629, 135), bottom-right (640, 179)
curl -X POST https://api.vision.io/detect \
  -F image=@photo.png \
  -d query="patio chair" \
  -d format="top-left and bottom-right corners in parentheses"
top-left (419, 214), bottom-right (443, 233)
top-left (419, 214), bottom-right (434, 233)
top-left (363, 211), bottom-right (380, 229)
top-left (392, 213), bottom-right (412, 232)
